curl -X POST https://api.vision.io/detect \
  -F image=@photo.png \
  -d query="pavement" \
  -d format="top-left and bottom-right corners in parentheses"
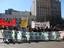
top-left (0, 42), bottom-right (64, 48)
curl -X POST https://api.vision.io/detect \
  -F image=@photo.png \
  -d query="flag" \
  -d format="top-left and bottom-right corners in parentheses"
top-left (20, 19), bottom-right (28, 28)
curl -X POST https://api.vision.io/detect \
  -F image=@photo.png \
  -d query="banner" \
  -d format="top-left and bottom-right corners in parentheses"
top-left (20, 19), bottom-right (28, 28)
top-left (31, 21), bottom-right (50, 29)
top-left (0, 19), bottom-right (16, 27)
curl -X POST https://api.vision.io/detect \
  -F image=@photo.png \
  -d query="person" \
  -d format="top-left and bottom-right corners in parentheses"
top-left (37, 27), bottom-right (41, 32)
top-left (45, 27), bottom-right (48, 31)
top-left (22, 27), bottom-right (26, 32)
top-left (40, 27), bottom-right (43, 32)
top-left (29, 27), bottom-right (32, 32)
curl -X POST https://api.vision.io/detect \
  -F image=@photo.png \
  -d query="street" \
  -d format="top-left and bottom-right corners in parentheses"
top-left (0, 42), bottom-right (64, 48)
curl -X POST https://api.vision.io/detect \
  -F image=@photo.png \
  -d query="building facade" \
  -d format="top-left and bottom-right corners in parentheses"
top-left (31, 0), bottom-right (61, 24)
top-left (0, 9), bottom-right (31, 29)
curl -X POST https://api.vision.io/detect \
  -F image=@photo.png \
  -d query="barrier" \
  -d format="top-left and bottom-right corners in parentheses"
top-left (2, 31), bottom-right (62, 43)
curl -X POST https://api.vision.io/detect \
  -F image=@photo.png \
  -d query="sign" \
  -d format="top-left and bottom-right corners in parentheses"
top-left (0, 19), bottom-right (16, 27)
top-left (31, 21), bottom-right (50, 29)
top-left (20, 19), bottom-right (28, 28)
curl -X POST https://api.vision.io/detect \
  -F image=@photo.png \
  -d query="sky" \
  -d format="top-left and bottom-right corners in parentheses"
top-left (0, 0), bottom-right (32, 12)
top-left (0, 0), bottom-right (64, 18)
top-left (61, 0), bottom-right (64, 18)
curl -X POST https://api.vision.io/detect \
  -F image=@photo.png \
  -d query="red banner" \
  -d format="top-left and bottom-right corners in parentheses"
top-left (0, 19), bottom-right (16, 27)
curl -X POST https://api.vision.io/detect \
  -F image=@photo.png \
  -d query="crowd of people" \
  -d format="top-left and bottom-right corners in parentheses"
top-left (28, 27), bottom-right (51, 32)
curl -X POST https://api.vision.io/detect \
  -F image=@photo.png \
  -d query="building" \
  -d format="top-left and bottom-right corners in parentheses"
top-left (31, 0), bottom-right (61, 26)
top-left (0, 9), bottom-right (30, 22)
top-left (5, 9), bottom-right (30, 18)
top-left (0, 9), bottom-right (31, 29)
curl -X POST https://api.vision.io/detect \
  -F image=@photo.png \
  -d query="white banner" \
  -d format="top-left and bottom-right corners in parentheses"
top-left (31, 21), bottom-right (50, 29)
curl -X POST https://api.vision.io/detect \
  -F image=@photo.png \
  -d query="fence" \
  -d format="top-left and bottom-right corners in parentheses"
top-left (2, 30), bottom-right (64, 43)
